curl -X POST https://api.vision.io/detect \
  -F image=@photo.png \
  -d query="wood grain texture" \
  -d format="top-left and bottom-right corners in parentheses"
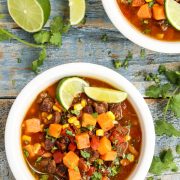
top-left (0, 0), bottom-right (180, 179)
top-left (0, 99), bottom-right (179, 180)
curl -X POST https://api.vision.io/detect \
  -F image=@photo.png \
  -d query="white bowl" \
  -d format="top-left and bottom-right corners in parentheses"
top-left (5, 63), bottom-right (155, 180)
top-left (102, 0), bottom-right (180, 53)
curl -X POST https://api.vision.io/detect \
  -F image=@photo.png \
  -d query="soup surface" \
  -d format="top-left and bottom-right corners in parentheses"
top-left (21, 77), bottom-right (142, 180)
top-left (117, 0), bottom-right (180, 41)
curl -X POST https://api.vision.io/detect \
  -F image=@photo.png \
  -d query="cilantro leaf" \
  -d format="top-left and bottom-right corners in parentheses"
top-left (91, 172), bottom-right (102, 180)
top-left (36, 156), bottom-right (42, 163)
top-left (71, 109), bottom-right (80, 116)
top-left (32, 48), bottom-right (47, 72)
top-left (23, 149), bottom-right (29, 157)
top-left (169, 93), bottom-right (180, 117)
top-left (176, 144), bottom-right (180, 154)
top-left (155, 120), bottom-right (180, 137)
top-left (149, 149), bottom-right (178, 175)
top-left (66, 129), bottom-right (74, 136)
top-left (80, 150), bottom-right (90, 159)
top-left (33, 31), bottom-right (50, 44)
top-left (40, 175), bottom-right (49, 180)
top-left (165, 70), bottom-right (180, 85)
top-left (50, 16), bottom-right (64, 33)
top-left (109, 166), bottom-right (120, 177)
top-left (50, 32), bottom-right (62, 47)
top-left (145, 83), bottom-right (171, 98)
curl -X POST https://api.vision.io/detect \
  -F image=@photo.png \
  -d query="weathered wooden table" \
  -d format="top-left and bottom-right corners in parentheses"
top-left (0, 0), bottom-right (180, 179)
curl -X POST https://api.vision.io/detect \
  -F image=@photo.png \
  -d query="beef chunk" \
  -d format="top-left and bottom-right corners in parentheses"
top-left (37, 92), bottom-right (48, 104)
top-left (40, 97), bottom-right (54, 113)
top-left (109, 103), bottom-right (122, 120)
top-left (39, 158), bottom-right (56, 174)
top-left (115, 124), bottom-right (129, 136)
top-left (44, 139), bottom-right (55, 151)
top-left (83, 105), bottom-right (93, 114)
top-left (53, 111), bottom-right (61, 124)
top-left (117, 142), bottom-right (128, 156)
top-left (56, 164), bottom-right (68, 179)
top-left (93, 102), bottom-right (108, 114)
top-left (56, 136), bottom-right (70, 152)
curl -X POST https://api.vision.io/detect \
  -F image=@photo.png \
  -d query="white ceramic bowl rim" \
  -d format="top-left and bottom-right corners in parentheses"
top-left (102, 0), bottom-right (180, 53)
top-left (5, 63), bottom-right (155, 180)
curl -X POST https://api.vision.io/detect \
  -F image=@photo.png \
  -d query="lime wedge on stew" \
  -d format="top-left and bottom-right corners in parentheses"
top-left (165, 0), bottom-right (180, 30)
top-left (56, 77), bottom-right (89, 110)
top-left (7, 0), bottom-right (51, 32)
top-left (69, 0), bottom-right (86, 25)
top-left (84, 87), bottom-right (128, 103)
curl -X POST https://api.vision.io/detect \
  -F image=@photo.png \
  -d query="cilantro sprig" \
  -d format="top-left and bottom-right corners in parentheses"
top-left (0, 16), bottom-right (70, 73)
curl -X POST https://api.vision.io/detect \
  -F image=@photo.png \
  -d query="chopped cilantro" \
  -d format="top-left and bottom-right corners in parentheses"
top-left (176, 144), bottom-right (180, 154)
top-left (32, 48), bottom-right (47, 73)
top-left (92, 112), bottom-right (98, 118)
top-left (49, 32), bottom-right (62, 47)
top-left (51, 146), bottom-right (58, 152)
top-left (86, 125), bottom-right (95, 131)
top-left (91, 172), bottom-right (102, 180)
top-left (143, 29), bottom-right (151, 34)
top-left (71, 109), bottom-right (81, 116)
top-left (66, 129), bottom-right (74, 136)
top-left (149, 149), bottom-right (178, 175)
top-left (36, 156), bottom-right (42, 163)
top-left (17, 58), bottom-right (22, 63)
top-left (50, 16), bottom-right (64, 33)
top-left (33, 31), bottom-right (50, 44)
top-left (113, 60), bottom-right (122, 69)
top-left (148, 1), bottom-right (155, 8)
top-left (40, 175), bottom-right (49, 180)
top-left (101, 33), bottom-right (108, 42)
top-left (144, 73), bottom-right (160, 83)
top-left (155, 120), bottom-right (180, 137)
top-left (80, 150), bottom-right (90, 159)
top-left (109, 166), bottom-right (120, 177)
top-left (127, 153), bottom-right (134, 161)
top-left (23, 149), bottom-right (29, 157)
top-left (140, 49), bottom-right (146, 59)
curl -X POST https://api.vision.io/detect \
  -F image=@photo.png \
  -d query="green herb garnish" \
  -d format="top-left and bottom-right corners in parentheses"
top-left (80, 150), bottom-right (91, 159)
top-left (71, 109), bottom-right (81, 116)
top-left (40, 175), bottom-right (49, 180)
top-left (149, 149), bottom-right (178, 175)
top-left (66, 129), bottom-right (74, 136)
top-left (23, 149), bottom-right (29, 157)
top-left (91, 172), bottom-right (102, 180)
top-left (36, 156), bottom-right (42, 163)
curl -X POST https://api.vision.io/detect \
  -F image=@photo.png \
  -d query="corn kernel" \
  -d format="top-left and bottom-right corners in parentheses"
top-left (53, 105), bottom-right (61, 112)
top-left (125, 135), bottom-right (131, 141)
top-left (107, 111), bottom-right (115, 121)
top-left (77, 125), bottom-right (81, 128)
top-left (41, 112), bottom-right (48, 118)
top-left (81, 99), bottom-right (87, 107)
top-left (73, 120), bottom-right (80, 126)
top-left (62, 124), bottom-right (69, 129)
top-left (22, 135), bottom-right (31, 142)
top-left (33, 143), bottom-right (41, 154)
top-left (74, 103), bottom-right (83, 111)
top-left (68, 116), bottom-right (77, 124)
top-left (40, 124), bottom-right (44, 132)
top-left (96, 129), bottom-right (104, 136)
top-left (47, 114), bottom-right (53, 120)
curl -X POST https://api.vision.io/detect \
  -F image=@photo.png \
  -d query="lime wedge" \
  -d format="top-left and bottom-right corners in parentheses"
top-left (7, 0), bottom-right (51, 32)
top-left (165, 0), bottom-right (180, 30)
top-left (84, 87), bottom-right (128, 103)
top-left (69, 0), bottom-right (86, 25)
top-left (56, 77), bottom-right (89, 110)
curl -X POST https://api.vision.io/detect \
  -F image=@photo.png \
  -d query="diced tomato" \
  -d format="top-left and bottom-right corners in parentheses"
top-left (110, 131), bottom-right (125, 144)
top-left (68, 142), bottom-right (77, 151)
top-left (87, 166), bottom-right (96, 176)
top-left (53, 151), bottom-right (63, 164)
top-left (90, 136), bottom-right (100, 150)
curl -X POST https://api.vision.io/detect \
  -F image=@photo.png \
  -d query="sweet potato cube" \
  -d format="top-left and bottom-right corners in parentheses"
top-left (97, 113), bottom-right (114, 132)
top-left (63, 151), bottom-right (79, 169)
top-left (25, 118), bottom-right (41, 133)
top-left (137, 4), bottom-right (152, 19)
top-left (82, 113), bottom-right (97, 127)
top-left (23, 145), bottom-right (35, 157)
top-left (48, 124), bottom-right (62, 138)
top-left (132, 0), bottom-right (145, 7)
top-left (98, 136), bottom-right (112, 155)
top-left (152, 4), bottom-right (165, 20)
top-left (101, 151), bottom-right (117, 161)
top-left (68, 168), bottom-right (81, 180)
top-left (75, 133), bottom-right (90, 149)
